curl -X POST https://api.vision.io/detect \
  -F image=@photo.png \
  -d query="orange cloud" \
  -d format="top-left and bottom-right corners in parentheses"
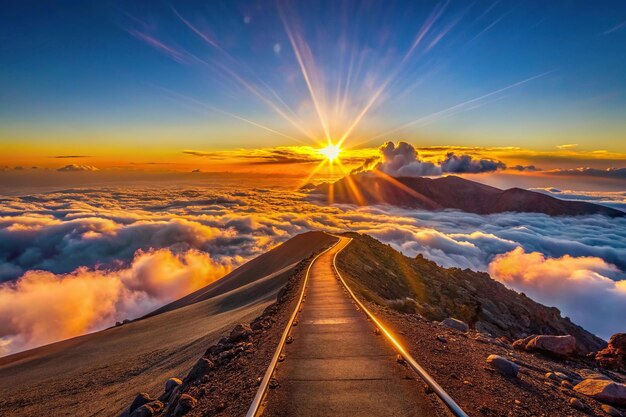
top-left (0, 248), bottom-right (233, 356)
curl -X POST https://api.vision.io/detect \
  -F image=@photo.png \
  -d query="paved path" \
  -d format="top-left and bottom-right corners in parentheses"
top-left (262, 237), bottom-right (444, 416)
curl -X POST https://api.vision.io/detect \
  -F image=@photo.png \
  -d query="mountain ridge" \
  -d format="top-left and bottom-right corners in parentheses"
top-left (310, 173), bottom-right (625, 217)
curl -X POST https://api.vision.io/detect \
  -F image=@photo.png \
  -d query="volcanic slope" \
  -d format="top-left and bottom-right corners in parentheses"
top-left (311, 173), bottom-right (624, 217)
top-left (335, 233), bottom-right (606, 353)
top-left (0, 231), bottom-right (337, 417)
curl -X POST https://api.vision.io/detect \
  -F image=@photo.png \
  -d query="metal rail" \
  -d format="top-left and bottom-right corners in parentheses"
top-left (332, 237), bottom-right (470, 417)
top-left (245, 237), bottom-right (339, 417)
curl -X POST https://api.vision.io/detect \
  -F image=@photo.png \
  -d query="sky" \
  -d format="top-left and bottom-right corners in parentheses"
top-left (1, 0), bottom-right (626, 182)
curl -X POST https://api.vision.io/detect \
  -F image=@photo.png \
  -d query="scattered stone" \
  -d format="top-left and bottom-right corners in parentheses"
top-left (129, 393), bottom-right (153, 414)
top-left (486, 354), bottom-right (519, 377)
top-left (568, 397), bottom-right (585, 411)
top-left (186, 358), bottom-right (214, 381)
top-left (173, 394), bottom-right (197, 416)
top-left (165, 377), bottom-right (183, 394)
top-left (602, 404), bottom-right (623, 416)
top-left (574, 379), bottom-right (626, 406)
top-left (229, 324), bottom-right (252, 342)
top-left (596, 333), bottom-right (626, 371)
top-left (441, 318), bottom-right (469, 333)
top-left (130, 404), bottom-right (155, 417)
top-left (436, 335), bottom-right (448, 343)
top-left (561, 380), bottom-right (574, 389)
top-left (525, 335), bottom-right (577, 357)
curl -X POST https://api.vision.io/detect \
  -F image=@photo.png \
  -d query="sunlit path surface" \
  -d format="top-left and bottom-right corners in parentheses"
top-left (262, 237), bottom-right (444, 416)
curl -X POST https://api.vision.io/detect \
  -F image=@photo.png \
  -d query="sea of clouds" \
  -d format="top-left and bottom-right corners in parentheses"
top-left (0, 185), bottom-right (625, 355)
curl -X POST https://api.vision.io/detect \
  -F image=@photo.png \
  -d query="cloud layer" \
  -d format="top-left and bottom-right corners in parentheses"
top-left (1, 184), bottom-right (625, 354)
top-left (489, 248), bottom-right (626, 338)
top-left (357, 141), bottom-right (507, 177)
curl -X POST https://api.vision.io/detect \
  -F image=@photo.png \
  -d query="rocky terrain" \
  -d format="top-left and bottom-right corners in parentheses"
top-left (335, 232), bottom-right (606, 354)
top-left (119, 232), bottom-right (625, 417)
top-left (309, 173), bottom-right (624, 217)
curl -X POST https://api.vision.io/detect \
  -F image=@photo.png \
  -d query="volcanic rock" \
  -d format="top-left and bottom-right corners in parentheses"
top-left (173, 394), bottom-right (197, 416)
top-left (486, 354), bottom-right (519, 377)
top-left (165, 378), bottom-right (182, 394)
top-left (229, 324), bottom-right (252, 341)
top-left (574, 379), bottom-right (626, 406)
top-left (524, 335), bottom-right (577, 357)
top-left (596, 333), bottom-right (626, 371)
top-left (441, 318), bottom-right (469, 333)
top-left (129, 393), bottom-right (153, 414)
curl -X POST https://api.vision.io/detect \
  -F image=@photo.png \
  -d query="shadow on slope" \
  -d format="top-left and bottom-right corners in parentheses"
top-left (336, 233), bottom-right (606, 353)
top-left (0, 231), bottom-right (337, 417)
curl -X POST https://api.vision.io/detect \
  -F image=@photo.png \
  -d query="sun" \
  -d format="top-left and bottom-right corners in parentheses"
top-left (318, 143), bottom-right (341, 162)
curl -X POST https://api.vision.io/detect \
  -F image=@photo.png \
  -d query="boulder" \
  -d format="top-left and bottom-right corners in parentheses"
top-left (186, 358), bottom-right (214, 381)
top-left (512, 335), bottom-right (535, 350)
top-left (525, 335), bottom-right (577, 356)
top-left (486, 354), bottom-right (519, 377)
top-left (173, 394), bottom-right (197, 416)
top-left (165, 378), bottom-right (182, 394)
top-left (441, 318), bottom-right (469, 333)
top-left (596, 333), bottom-right (626, 371)
top-left (130, 404), bottom-right (155, 417)
top-left (229, 324), bottom-right (252, 341)
top-left (129, 393), bottom-right (153, 414)
top-left (574, 379), bottom-right (626, 406)
top-left (602, 404), bottom-right (623, 417)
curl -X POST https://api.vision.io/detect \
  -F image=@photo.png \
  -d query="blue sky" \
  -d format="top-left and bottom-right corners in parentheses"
top-left (1, 0), bottom-right (626, 158)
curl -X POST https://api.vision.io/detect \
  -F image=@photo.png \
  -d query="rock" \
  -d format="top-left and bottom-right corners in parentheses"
top-left (173, 394), bottom-right (197, 416)
top-left (513, 335), bottom-right (535, 350)
top-left (574, 379), bottom-right (626, 406)
top-left (525, 335), bottom-right (577, 357)
top-left (165, 377), bottom-right (182, 394)
top-left (441, 318), bottom-right (469, 333)
top-left (561, 380), bottom-right (574, 389)
top-left (229, 324), bottom-right (252, 341)
top-left (602, 404), bottom-right (623, 416)
top-left (568, 397), bottom-right (585, 411)
top-left (486, 354), bottom-right (519, 377)
top-left (130, 404), bottom-right (155, 417)
top-left (577, 368), bottom-right (612, 381)
top-left (130, 401), bottom-right (164, 417)
top-left (436, 335), bottom-right (448, 343)
top-left (186, 358), bottom-right (214, 381)
top-left (129, 393), bottom-right (153, 414)
top-left (596, 333), bottom-right (626, 371)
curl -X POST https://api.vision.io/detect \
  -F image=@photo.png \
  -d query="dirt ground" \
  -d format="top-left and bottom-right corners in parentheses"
top-left (370, 303), bottom-right (626, 417)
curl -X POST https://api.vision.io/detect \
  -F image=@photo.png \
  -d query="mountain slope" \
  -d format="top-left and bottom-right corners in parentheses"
top-left (0, 231), bottom-right (337, 417)
top-left (335, 233), bottom-right (606, 353)
top-left (311, 174), bottom-right (624, 217)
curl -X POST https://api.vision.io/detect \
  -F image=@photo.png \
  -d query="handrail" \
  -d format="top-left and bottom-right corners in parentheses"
top-left (332, 237), bottom-right (470, 417)
top-left (245, 237), bottom-right (340, 417)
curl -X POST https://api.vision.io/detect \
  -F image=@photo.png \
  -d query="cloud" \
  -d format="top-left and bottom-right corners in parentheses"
top-left (557, 144), bottom-right (579, 149)
top-left (0, 248), bottom-right (232, 355)
top-left (489, 247), bottom-right (626, 338)
top-left (1, 185), bottom-right (625, 352)
top-left (357, 141), bottom-right (507, 177)
top-left (530, 188), bottom-right (626, 211)
top-left (545, 167), bottom-right (626, 180)
top-left (53, 155), bottom-right (91, 159)
top-left (57, 164), bottom-right (100, 172)
top-left (510, 164), bottom-right (541, 172)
